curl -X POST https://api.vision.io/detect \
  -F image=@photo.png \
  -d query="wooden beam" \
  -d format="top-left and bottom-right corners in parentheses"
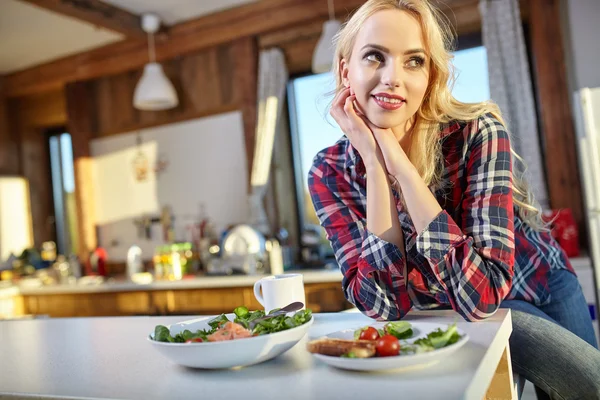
top-left (528, 0), bottom-right (585, 241)
top-left (4, 0), bottom-right (365, 98)
top-left (231, 37), bottom-right (259, 190)
top-left (20, 0), bottom-right (144, 39)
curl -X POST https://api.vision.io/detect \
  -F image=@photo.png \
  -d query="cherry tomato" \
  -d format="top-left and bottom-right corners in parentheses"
top-left (185, 337), bottom-right (203, 343)
top-left (376, 334), bottom-right (400, 357)
top-left (359, 327), bottom-right (380, 341)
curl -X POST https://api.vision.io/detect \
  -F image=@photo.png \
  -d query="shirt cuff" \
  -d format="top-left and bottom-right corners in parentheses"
top-left (416, 210), bottom-right (466, 272)
top-left (360, 229), bottom-right (404, 272)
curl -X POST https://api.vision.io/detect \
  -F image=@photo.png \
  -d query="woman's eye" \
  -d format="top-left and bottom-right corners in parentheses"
top-left (406, 56), bottom-right (425, 69)
top-left (365, 52), bottom-right (384, 63)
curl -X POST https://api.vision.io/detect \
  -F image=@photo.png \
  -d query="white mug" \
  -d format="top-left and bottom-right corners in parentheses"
top-left (253, 273), bottom-right (306, 313)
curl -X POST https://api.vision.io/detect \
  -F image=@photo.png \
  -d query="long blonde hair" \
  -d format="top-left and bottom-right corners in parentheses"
top-left (332, 0), bottom-right (545, 229)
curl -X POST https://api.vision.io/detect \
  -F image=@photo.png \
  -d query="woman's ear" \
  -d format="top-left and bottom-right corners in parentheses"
top-left (340, 59), bottom-right (350, 88)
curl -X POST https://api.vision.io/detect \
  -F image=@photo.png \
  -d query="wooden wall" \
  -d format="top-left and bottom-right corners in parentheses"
top-left (6, 90), bottom-right (67, 247)
top-left (529, 0), bottom-right (584, 238)
top-left (0, 79), bottom-right (20, 175)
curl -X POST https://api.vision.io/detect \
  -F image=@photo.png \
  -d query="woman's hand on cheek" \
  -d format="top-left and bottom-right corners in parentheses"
top-left (330, 87), bottom-right (381, 167)
top-left (363, 119), bottom-right (413, 178)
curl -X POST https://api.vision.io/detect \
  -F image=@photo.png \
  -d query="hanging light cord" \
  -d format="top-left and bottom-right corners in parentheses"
top-left (328, 0), bottom-right (335, 20)
top-left (147, 31), bottom-right (156, 63)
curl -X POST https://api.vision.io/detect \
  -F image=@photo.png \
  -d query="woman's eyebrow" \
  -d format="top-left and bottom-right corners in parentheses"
top-left (404, 48), bottom-right (426, 55)
top-left (360, 44), bottom-right (426, 56)
top-left (361, 43), bottom-right (389, 52)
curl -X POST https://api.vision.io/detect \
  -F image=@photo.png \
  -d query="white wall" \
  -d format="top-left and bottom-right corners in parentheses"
top-left (90, 111), bottom-right (249, 262)
top-left (561, 0), bottom-right (600, 91)
top-left (0, 177), bottom-right (33, 262)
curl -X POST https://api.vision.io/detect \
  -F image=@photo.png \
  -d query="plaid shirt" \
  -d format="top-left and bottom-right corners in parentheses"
top-left (308, 113), bottom-right (574, 321)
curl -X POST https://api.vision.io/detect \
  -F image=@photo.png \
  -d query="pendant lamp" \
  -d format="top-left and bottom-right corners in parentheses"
top-left (312, 0), bottom-right (341, 74)
top-left (133, 13), bottom-right (179, 111)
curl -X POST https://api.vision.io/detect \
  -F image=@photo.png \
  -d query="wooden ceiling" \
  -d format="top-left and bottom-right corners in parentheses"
top-left (19, 0), bottom-right (146, 39)
top-left (2, 0), bottom-right (490, 98)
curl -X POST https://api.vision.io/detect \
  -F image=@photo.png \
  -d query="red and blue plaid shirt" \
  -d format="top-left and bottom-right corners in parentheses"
top-left (308, 113), bottom-right (574, 321)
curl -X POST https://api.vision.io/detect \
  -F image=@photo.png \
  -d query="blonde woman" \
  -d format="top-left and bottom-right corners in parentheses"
top-left (308, 0), bottom-right (600, 398)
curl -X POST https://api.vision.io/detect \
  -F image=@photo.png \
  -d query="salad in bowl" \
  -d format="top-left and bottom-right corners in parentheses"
top-left (148, 306), bottom-right (313, 369)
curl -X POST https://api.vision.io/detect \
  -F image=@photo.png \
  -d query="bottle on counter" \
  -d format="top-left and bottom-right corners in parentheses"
top-left (87, 247), bottom-right (108, 276)
top-left (152, 246), bottom-right (163, 280)
top-left (266, 238), bottom-right (284, 276)
top-left (170, 244), bottom-right (183, 281)
top-left (68, 254), bottom-right (82, 279)
top-left (160, 245), bottom-right (172, 280)
top-left (126, 245), bottom-right (143, 280)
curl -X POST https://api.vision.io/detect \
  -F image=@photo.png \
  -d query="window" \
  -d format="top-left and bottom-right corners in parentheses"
top-left (48, 131), bottom-right (78, 256)
top-left (287, 46), bottom-right (490, 263)
top-left (451, 46), bottom-right (490, 103)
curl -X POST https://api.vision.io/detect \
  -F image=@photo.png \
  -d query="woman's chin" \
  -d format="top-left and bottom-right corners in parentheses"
top-left (364, 112), bottom-right (404, 130)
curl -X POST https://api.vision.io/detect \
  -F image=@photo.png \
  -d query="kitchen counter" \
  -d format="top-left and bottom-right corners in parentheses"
top-left (14, 269), bottom-right (343, 296)
top-left (2, 269), bottom-right (349, 318)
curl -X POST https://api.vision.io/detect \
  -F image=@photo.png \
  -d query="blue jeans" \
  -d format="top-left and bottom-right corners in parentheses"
top-left (501, 269), bottom-right (600, 399)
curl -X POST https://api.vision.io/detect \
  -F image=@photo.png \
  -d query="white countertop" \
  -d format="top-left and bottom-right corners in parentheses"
top-left (0, 309), bottom-right (512, 400)
top-left (3, 269), bottom-right (343, 296)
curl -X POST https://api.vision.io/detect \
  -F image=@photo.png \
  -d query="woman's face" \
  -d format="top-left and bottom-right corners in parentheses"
top-left (341, 9), bottom-right (430, 130)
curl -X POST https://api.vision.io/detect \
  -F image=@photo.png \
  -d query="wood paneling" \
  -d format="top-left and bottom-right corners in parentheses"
top-left (529, 0), bottom-right (584, 240)
top-left (90, 43), bottom-right (244, 138)
top-left (25, 291), bottom-right (151, 317)
top-left (21, 282), bottom-right (351, 317)
top-left (65, 81), bottom-right (98, 259)
top-left (8, 90), bottom-right (67, 247)
top-left (231, 38), bottom-right (259, 179)
top-left (20, 0), bottom-right (145, 39)
top-left (0, 78), bottom-right (20, 175)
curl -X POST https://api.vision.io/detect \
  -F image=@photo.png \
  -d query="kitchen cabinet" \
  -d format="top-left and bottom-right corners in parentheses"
top-left (18, 282), bottom-right (352, 318)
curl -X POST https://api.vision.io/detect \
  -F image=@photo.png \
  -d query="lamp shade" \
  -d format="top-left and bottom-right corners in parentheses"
top-left (312, 19), bottom-right (341, 74)
top-left (133, 62), bottom-right (179, 111)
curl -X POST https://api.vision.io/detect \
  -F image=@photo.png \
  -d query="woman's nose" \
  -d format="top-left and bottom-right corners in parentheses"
top-left (381, 62), bottom-right (403, 88)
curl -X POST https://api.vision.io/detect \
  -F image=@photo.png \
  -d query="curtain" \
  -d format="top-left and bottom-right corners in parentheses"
top-left (248, 48), bottom-right (289, 235)
top-left (480, 0), bottom-right (549, 209)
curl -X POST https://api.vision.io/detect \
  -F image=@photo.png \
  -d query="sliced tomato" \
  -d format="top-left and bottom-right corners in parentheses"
top-left (185, 337), bottom-right (203, 343)
top-left (375, 334), bottom-right (400, 357)
top-left (359, 326), bottom-right (380, 341)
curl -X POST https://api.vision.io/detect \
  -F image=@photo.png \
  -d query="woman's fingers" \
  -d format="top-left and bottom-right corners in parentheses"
top-left (332, 87), bottom-right (350, 111)
top-left (344, 95), bottom-right (367, 128)
top-left (330, 87), bottom-right (351, 130)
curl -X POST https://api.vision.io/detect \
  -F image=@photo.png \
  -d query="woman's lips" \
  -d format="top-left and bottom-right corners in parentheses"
top-left (372, 94), bottom-right (406, 111)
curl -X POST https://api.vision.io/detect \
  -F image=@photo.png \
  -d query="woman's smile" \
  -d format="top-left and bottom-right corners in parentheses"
top-left (371, 93), bottom-right (406, 111)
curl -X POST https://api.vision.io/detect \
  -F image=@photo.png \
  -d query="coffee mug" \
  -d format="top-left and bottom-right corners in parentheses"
top-left (253, 273), bottom-right (306, 313)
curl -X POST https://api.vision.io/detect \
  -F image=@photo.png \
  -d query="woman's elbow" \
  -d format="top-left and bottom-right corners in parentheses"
top-left (454, 292), bottom-right (505, 322)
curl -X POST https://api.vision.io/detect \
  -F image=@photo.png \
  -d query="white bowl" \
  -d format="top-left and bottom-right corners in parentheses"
top-left (148, 313), bottom-right (313, 369)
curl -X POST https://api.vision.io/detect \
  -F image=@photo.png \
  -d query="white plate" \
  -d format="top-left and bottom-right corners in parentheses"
top-left (148, 313), bottom-right (312, 369)
top-left (312, 321), bottom-right (469, 372)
